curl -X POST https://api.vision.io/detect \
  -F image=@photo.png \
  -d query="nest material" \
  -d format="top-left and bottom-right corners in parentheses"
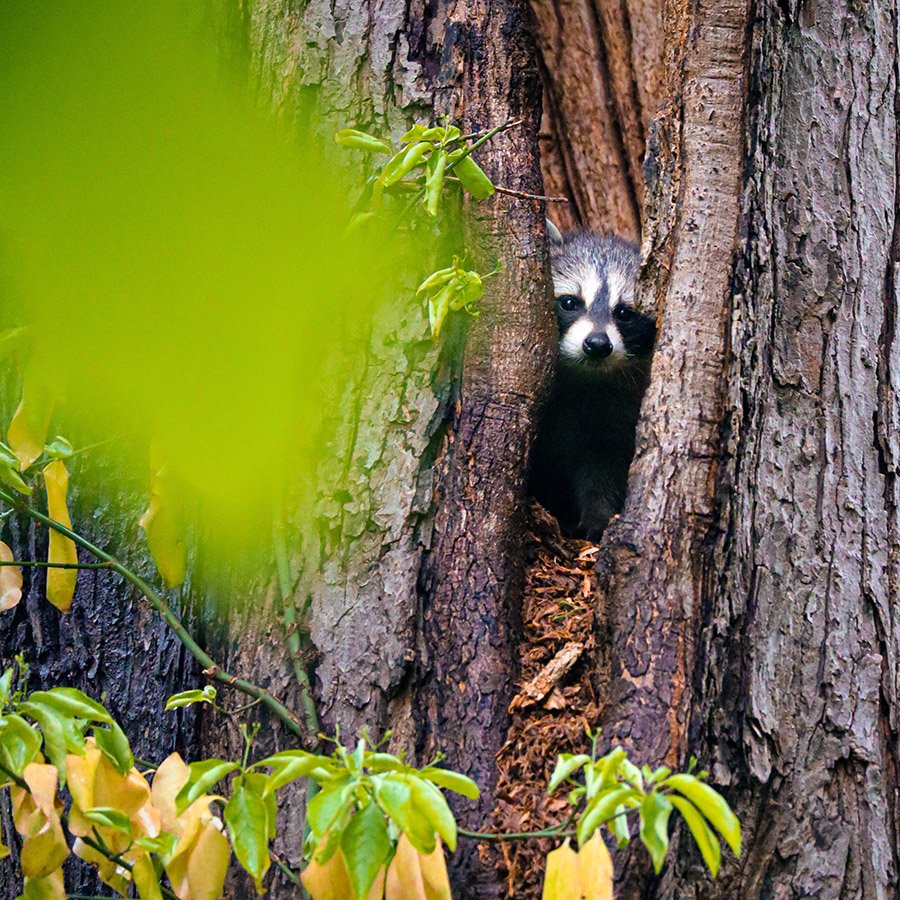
top-left (480, 502), bottom-right (600, 898)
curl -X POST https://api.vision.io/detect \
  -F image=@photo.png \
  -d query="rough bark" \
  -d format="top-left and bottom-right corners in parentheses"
top-left (595, 0), bottom-right (750, 777)
top-left (528, 0), bottom-right (665, 236)
top-left (1, 3), bottom-right (551, 896)
top-left (0, 448), bottom-right (200, 896)
top-left (680, 1), bottom-right (900, 896)
top-left (245, 0), bottom-right (553, 893)
top-left (590, 0), bottom-right (900, 897)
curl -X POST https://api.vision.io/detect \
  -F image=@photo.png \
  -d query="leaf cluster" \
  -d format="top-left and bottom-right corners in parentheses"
top-left (548, 745), bottom-right (741, 877)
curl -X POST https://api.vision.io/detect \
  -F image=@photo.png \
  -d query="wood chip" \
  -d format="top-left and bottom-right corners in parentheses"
top-left (509, 641), bottom-right (584, 710)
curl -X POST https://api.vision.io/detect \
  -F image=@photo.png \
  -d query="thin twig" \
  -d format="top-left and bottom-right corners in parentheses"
top-left (273, 510), bottom-right (319, 900)
top-left (457, 118), bottom-right (525, 145)
top-left (0, 489), bottom-right (310, 745)
top-left (444, 176), bottom-right (569, 203)
top-left (492, 185), bottom-right (570, 203)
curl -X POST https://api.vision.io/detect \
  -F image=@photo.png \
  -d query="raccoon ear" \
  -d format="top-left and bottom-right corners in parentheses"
top-left (546, 219), bottom-right (564, 248)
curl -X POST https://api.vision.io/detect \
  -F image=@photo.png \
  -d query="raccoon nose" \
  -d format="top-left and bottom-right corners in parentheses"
top-left (583, 333), bottom-right (613, 359)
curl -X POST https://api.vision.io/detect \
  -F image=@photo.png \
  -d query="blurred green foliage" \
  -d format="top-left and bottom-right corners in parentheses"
top-left (0, 2), bottom-right (409, 556)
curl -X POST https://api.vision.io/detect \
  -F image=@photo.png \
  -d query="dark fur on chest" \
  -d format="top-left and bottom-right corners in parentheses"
top-left (531, 362), bottom-right (650, 540)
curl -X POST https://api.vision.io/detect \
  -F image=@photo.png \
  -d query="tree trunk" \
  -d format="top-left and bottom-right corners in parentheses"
top-left (1, 2), bottom-right (552, 897)
top-left (528, 0), bottom-right (665, 237)
top-left (4, 2), bottom-right (898, 898)
top-left (590, 0), bottom-right (900, 897)
top-left (245, 1), bottom-right (553, 894)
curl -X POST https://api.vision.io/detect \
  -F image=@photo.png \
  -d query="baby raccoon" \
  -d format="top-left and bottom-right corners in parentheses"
top-left (531, 222), bottom-right (656, 541)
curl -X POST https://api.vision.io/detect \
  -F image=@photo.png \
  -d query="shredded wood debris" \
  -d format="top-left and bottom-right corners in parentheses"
top-left (480, 501), bottom-right (600, 898)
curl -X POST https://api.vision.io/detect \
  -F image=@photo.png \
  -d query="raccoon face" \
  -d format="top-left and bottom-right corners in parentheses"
top-left (548, 227), bottom-right (655, 372)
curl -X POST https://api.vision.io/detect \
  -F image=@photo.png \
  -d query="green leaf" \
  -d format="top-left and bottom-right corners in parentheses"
top-left (93, 719), bottom-right (133, 775)
top-left (364, 753), bottom-right (405, 773)
top-left (423, 149), bottom-right (447, 217)
top-left (576, 786), bottom-right (638, 847)
top-left (241, 772), bottom-right (277, 839)
top-left (620, 758), bottom-right (644, 791)
top-left (669, 795), bottom-right (721, 877)
top-left (638, 793), bottom-right (673, 874)
top-left (16, 702), bottom-right (71, 784)
top-left (43, 436), bottom-right (74, 460)
top-left (306, 775), bottom-right (353, 842)
top-left (548, 754), bottom-right (591, 794)
top-left (136, 833), bottom-right (178, 856)
top-left (175, 759), bottom-right (239, 813)
top-left (408, 775), bottom-right (457, 851)
top-left (400, 124), bottom-right (428, 144)
top-left (0, 462), bottom-right (32, 495)
top-left (609, 803), bottom-right (631, 849)
top-left (334, 129), bottom-right (392, 154)
top-left (225, 778), bottom-right (271, 894)
top-left (341, 801), bottom-right (390, 899)
top-left (420, 766), bottom-right (480, 800)
top-left (29, 688), bottom-right (113, 724)
top-left (594, 747), bottom-right (627, 795)
top-left (0, 714), bottom-right (41, 776)
top-left (451, 155), bottom-right (495, 200)
top-left (0, 668), bottom-right (13, 707)
top-left (426, 283), bottom-right (454, 338)
top-left (261, 754), bottom-right (322, 795)
top-left (664, 774), bottom-right (741, 857)
top-left (379, 141), bottom-right (430, 187)
top-left (374, 774), bottom-right (436, 854)
top-left (83, 806), bottom-right (133, 837)
top-left (164, 687), bottom-right (216, 710)
top-left (415, 267), bottom-right (455, 296)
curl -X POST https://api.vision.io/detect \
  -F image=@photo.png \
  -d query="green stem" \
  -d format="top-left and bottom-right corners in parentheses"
top-left (0, 488), bottom-right (310, 744)
top-left (271, 850), bottom-right (303, 888)
top-left (0, 761), bottom-right (27, 788)
top-left (446, 119), bottom-right (524, 172)
top-left (458, 826), bottom-right (577, 842)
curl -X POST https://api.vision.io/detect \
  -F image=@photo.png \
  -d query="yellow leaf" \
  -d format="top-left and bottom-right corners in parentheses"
top-left (542, 840), bottom-right (583, 900)
top-left (416, 837), bottom-right (451, 900)
top-left (66, 742), bottom-right (100, 816)
top-left (385, 834), bottom-right (450, 900)
top-left (7, 377), bottom-right (53, 471)
top-left (67, 738), bottom-right (159, 858)
top-left (578, 832), bottom-right (613, 900)
top-left (13, 765), bottom-right (69, 879)
top-left (132, 850), bottom-right (164, 900)
top-left (165, 802), bottom-right (230, 900)
top-left (301, 845), bottom-right (354, 900)
top-left (42, 460), bottom-right (77, 612)
top-left (0, 540), bottom-right (23, 612)
top-left (139, 463), bottom-right (186, 588)
top-left (23, 763), bottom-right (61, 821)
top-left (21, 868), bottom-right (66, 900)
top-left (150, 752), bottom-right (191, 833)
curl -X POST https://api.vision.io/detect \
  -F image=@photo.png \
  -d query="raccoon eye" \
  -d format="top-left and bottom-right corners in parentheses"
top-left (557, 294), bottom-right (582, 312)
top-left (614, 304), bottom-right (635, 322)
